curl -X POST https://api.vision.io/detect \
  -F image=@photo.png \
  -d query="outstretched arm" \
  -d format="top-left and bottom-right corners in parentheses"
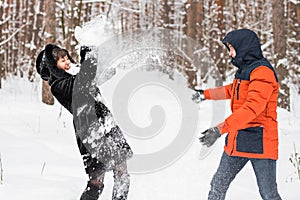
top-left (203, 84), bottom-right (233, 100)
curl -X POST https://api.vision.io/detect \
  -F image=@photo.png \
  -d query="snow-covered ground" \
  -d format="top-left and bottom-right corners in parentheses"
top-left (0, 15), bottom-right (299, 200)
top-left (0, 74), bottom-right (299, 200)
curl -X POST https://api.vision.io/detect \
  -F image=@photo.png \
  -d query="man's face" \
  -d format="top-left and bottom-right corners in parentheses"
top-left (228, 43), bottom-right (236, 58)
top-left (56, 55), bottom-right (71, 71)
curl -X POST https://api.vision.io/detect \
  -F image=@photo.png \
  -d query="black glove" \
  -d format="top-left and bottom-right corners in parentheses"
top-left (80, 46), bottom-right (92, 64)
top-left (192, 89), bottom-right (205, 103)
top-left (199, 127), bottom-right (221, 147)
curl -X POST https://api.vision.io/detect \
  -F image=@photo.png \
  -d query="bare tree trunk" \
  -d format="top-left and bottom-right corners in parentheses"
top-left (118, 2), bottom-right (131, 33)
top-left (77, 0), bottom-right (83, 25)
top-left (272, 0), bottom-right (290, 110)
top-left (59, 0), bottom-right (66, 42)
top-left (34, 0), bottom-right (45, 53)
top-left (0, 2), bottom-right (4, 88)
top-left (20, 0), bottom-right (28, 58)
top-left (185, 0), bottom-right (203, 43)
top-left (184, 0), bottom-right (204, 87)
top-left (65, 0), bottom-right (79, 58)
top-left (12, 0), bottom-right (20, 76)
top-left (132, 0), bottom-right (140, 30)
top-left (159, 0), bottom-right (172, 28)
top-left (42, 0), bottom-right (56, 105)
top-left (7, 0), bottom-right (13, 74)
top-left (28, 0), bottom-right (45, 82)
top-left (144, 2), bottom-right (154, 29)
top-left (3, 0), bottom-right (10, 77)
top-left (25, 0), bottom-right (36, 80)
top-left (84, 2), bottom-right (92, 22)
top-left (215, 0), bottom-right (225, 80)
top-left (208, 0), bottom-right (226, 85)
top-left (287, 1), bottom-right (300, 90)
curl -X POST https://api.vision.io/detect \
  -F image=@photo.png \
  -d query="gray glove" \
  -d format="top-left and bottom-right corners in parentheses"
top-left (192, 89), bottom-right (205, 103)
top-left (199, 127), bottom-right (221, 147)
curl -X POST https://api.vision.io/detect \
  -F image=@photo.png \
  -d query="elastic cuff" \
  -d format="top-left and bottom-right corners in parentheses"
top-left (217, 122), bottom-right (225, 134)
top-left (203, 90), bottom-right (211, 99)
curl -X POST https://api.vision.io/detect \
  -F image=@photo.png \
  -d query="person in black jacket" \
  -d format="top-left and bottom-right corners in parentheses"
top-left (36, 44), bottom-right (133, 200)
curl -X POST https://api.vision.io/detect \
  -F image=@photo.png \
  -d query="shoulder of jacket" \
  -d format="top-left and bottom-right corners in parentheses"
top-left (250, 66), bottom-right (278, 82)
top-left (235, 59), bottom-right (278, 82)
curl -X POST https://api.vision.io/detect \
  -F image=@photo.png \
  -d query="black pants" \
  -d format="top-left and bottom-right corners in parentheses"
top-left (76, 136), bottom-right (105, 178)
top-left (77, 136), bottom-right (130, 200)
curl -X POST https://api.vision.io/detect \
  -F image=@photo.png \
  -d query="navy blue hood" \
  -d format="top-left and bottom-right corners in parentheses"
top-left (222, 29), bottom-right (264, 69)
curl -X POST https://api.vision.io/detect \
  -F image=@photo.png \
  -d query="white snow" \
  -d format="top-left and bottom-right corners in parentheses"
top-left (0, 72), bottom-right (299, 200)
top-left (74, 15), bottom-right (111, 46)
top-left (0, 15), bottom-right (299, 200)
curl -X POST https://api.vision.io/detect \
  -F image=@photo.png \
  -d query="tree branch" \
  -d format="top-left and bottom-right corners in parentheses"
top-left (0, 24), bottom-right (28, 46)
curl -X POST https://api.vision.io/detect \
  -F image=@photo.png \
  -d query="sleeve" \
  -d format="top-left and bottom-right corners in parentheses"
top-left (219, 67), bottom-right (277, 134)
top-left (77, 55), bottom-right (98, 83)
top-left (203, 84), bottom-right (232, 100)
top-left (51, 76), bottom-right (75, 113)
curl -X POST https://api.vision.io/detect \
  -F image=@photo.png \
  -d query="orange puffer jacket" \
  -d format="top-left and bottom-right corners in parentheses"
top-left (203, 59), bottom-right (279, 160)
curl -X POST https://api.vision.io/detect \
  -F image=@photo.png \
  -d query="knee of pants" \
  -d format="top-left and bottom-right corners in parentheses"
top-left (89, 169), bottom-right (105, 180)
top-left (113, 162), bottom-right (129, 179)
top-left (114, 170), bottom-right (130, 181)
top-left (89, 178), bottom-right (105, 190)
top-left (209, 171), bottom-right (237, 195)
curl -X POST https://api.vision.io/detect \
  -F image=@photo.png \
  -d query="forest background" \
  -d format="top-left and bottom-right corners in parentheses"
top-left (0, 0), bottom-right (299, 111)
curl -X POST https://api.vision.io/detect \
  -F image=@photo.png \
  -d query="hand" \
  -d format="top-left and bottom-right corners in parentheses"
top-left (80, 46), bottom-right (98, 64)
top-left (199, 127), bottom-right (221, 147)
top-left (80, 46), bottom-right (92, 64)
top-left (192, 89), bottom-right (205, 103)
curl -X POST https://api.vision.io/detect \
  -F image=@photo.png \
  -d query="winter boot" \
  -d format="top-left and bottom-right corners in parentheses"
top-left (80, 179), bottom-right (104, 200)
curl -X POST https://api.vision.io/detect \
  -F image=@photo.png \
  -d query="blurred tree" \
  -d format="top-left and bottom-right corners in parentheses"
top-left (272, 0), bottom-right (290, 110)
top-left (0, 0), bottom-right (299, 112)
top-left (159, 0), bottom-right (175, 29)
top-left (65, 0), bottom-right (81, 53)
top-left (202, 0), bottom-right (226, 86)
top-left (185, 0), bottom-right (204, 47)
top-left (132, 0), bottom-right (141, 30)
top-left (184, 0), bottom-right (204, 87)
top-left (0, 2), bottom-right (4, 88)
top-left (287, 1), bottom-right (300, 92)
top-left (42, 0), bottom-right (56, 105)
top-left (1, 0), bottom-right (10, 80)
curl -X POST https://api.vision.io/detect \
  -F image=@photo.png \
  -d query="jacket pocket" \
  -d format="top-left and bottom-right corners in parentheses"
top-left (236, 126), bottom-right (263, 154)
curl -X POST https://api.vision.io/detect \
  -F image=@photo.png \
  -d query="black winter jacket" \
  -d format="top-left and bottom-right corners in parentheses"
top-left (36, 45), bottom-right (132, 176)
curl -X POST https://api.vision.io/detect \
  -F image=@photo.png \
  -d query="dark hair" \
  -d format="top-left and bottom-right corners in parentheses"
top-left (52, 48), bottom-right (68, 62)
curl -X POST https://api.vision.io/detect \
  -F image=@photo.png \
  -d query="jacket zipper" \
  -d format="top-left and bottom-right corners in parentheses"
top-left (231, 80), bottom-right (237, 109)
top-left (236, 79), bottom-right (241, 100)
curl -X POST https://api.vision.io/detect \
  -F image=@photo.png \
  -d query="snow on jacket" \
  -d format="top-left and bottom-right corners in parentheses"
top-left (36, 44), bottom-right (132, 175)
top-left (71, 57), bottom-right (133, 171)
top-left (203, 29), bottom-right (279, 160)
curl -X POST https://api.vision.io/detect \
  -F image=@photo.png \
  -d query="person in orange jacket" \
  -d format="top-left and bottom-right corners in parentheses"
top-left (192, 29), bottom-right (282, 200)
